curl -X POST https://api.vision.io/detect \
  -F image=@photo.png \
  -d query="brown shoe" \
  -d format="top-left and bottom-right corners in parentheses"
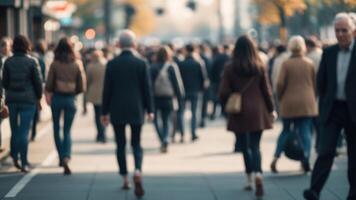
top-left (270, 159), bottom-right (278, 173)
top-left (133, 174), bottom-right (145, 198)
top-left (255, 176), bottom-right (264, 199)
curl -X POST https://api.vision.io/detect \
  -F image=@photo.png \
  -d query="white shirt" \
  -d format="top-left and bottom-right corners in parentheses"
top-left (336, 40), bottom-right (354, 100)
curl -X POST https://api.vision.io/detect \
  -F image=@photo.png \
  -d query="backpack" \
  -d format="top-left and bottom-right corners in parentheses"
top-left (154, 62), bottom-right (174, 97)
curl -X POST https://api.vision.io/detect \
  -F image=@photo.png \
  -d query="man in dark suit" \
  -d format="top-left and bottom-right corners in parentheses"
top-left (101, 30), bottom-right (154, 198)
top-left (304, 13), bottom-right (356, 200)
top-left (177, 44), bottom-right (208, 142)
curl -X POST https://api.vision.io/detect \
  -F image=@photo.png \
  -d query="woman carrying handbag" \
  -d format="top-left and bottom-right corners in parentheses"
top-left (219, 35), bottom-right (275, 199)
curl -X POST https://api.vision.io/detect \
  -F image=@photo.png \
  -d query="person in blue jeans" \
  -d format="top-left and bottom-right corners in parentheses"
top-left (270, 36), bottom-right (318, 173)
top-left (45, 38), bottom-right (86, 175)
top-left (2, 35), bottom-right (43, 173)
top-left (151, 46), bottom-right (185, 152)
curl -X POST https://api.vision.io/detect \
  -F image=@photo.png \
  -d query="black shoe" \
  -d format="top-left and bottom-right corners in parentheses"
top-left (199, 122), bottom-right (205, 128)
top-left (160, 144), bottom-right (168, 153)
top-left (192, 136), bottom-right (199, 142)
top-left (13, 159), bottom-right (21, 170)
top-left (63, 158), bottom-right (72, 175)
top-left (21, 165), bottom-right (31, 173)
top-left (302, 160), bottom-right (311, 173)
top-left (303, 189), bottom-right (319, 200)
top-left (270, 159), bottom-right (278, 173)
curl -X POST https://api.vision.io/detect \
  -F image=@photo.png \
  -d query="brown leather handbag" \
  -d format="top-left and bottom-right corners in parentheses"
top-left (1, 106), bottom-right (9, 119)
top-left (225, 78), bottom-right (255, 114)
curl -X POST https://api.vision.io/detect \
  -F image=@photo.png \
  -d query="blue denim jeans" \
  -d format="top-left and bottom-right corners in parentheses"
top-left (51, 94), bottom-right (77, 160)
top-left (179, 95), bottom-right (198, 139)
top-left (8, 104), bottom-right (36, 167)
top-left (274, 117), bottom-right (313, 160)
top-left (239, 131), bottom-right (263, 174)
top-left (154, 108), bottom-right (172, 145)
top-left (93, 105), bottom-right (106, 141)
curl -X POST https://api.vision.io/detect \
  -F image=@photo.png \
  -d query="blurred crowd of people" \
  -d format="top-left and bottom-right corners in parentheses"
top-left (0, 12), bottom-right (356, 200)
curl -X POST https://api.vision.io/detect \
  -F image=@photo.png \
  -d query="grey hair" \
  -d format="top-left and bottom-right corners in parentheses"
top-left (288, 35), bottom-right (306, 54)
top-left (334, 12), bottom-right (356, 31)
top-left (118, 29), bottom-right (136, 48)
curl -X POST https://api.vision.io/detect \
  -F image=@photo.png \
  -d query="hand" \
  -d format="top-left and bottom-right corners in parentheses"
top-left (147, 113), bottom-right (154, 122)
top-left (45, 92), bottom-right (52, 105)
top-left (101, 115), bottom-right (110, 127)
top-left (37, 100), bottom-right (42, 111)
top-left (272, 111), bottom-right (278, 121)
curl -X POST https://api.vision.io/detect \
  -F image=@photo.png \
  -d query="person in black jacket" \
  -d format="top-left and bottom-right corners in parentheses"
top-left (3, 35), bottom-right (43, 173)
top-left (101, 30), bottom-right (154, 198)
top-left (150, 45), bottom-right (184, 153)
top-left (177, 44), bottom-right (208, 141)
top-left (304, 13), bottom-right (356, 200)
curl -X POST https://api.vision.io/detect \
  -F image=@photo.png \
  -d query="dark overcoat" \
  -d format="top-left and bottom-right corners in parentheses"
top-left (219, 64), bottom-right (274, 133)
top-left (102, 50), bottom-right (154, 125)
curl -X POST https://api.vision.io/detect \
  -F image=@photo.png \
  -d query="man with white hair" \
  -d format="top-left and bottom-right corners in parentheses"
top-left (101, 29), bottom-right (154, 198)
top-left (304, 13), bottom-right (356, 200)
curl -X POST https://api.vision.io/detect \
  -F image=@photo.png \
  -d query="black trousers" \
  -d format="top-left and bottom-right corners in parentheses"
top-left (113, 124), bottom-right (143, 176)
top-left (309, 101), bottom-right (356, 199)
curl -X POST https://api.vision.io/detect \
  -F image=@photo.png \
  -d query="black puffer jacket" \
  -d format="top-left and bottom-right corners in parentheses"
top-left (3, 53), bottom-right (43, 104)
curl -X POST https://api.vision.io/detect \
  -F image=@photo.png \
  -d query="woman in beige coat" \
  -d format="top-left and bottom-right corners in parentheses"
top-left (86, 50), bottom-right (107, 143)
top-left (271, 36), bottom-right (318, 173)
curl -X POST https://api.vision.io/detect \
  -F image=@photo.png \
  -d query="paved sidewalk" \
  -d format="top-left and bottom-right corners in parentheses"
top-left (0, 106), bottom-right (348, 200)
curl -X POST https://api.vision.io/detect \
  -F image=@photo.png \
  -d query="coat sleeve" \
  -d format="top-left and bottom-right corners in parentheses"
top-left (31, 58), bottom-right (43, 100)
top-left (260, 69), bottom-right (275, 113)
top-left (75, 60), bottom-right (87, 94)
top-left (169, 63), bottom-right (185, 101)
top-left (316, 50), bottom-right (328, 98)
top-left (142, 61), bottom-right (154, 113)
top-left (45, 62), bottom-right (55, 93)
top-left (102, 62), bottom-right (112, 115)
top-left (218, 67), bottom-right (232, 106)
top-left (276, 61), bottom-right (287, 101)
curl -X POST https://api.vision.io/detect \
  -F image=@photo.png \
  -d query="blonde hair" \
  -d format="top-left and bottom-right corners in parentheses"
top-left (287, 35), bottom-right (306, 54)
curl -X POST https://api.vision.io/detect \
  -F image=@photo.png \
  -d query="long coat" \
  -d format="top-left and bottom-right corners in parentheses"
top-left (86, 59), bottom-right (106, 105)
top-left (219, 64), bottom-right (274, 133)
top-left (277, 54), bottom-right (318, 118)
top-left (318, 44), bottom-right (356, 124)
top-left (102, 50), bottom-right (154, 125)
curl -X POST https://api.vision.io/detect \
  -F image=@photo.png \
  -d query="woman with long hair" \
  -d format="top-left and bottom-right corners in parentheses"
top-left (219, 35), bottom-right (275, 199)
top-left (3, 35), bottom-right (43, 172)
top-left (45, 37), bottom-right (86, 175)
top-left (150, 45), bottom-right (184, 153)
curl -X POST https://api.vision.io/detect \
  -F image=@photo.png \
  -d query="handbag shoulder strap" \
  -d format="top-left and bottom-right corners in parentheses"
top-left (240, 77), bottom-right (256, 94)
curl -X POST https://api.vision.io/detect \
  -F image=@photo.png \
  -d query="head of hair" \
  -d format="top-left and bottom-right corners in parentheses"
top-left (305, 38), bottom-right (317, 48)
top-left (334, 12), bottom-right (356, 31)
top-left (12, 35), bottom-right (31, 54)
top-left (54, 37), bottom-right (76, 63)
top-left (276, 44), bottom-right (286, 54)
top-left (35, 39), bottom-right (47, 55)
top-left (231, 35), bottom-right (264, 76)
top-left (287, 35), bottom-right (306, 54)
top-left (91, 50), bottom-right (104, 62)
top-left (156, 45), bottom-right (173, 63)
top-left (119, 29), bottom-right (136, 49)
top-left (185, 44), bottom-right (195, 54)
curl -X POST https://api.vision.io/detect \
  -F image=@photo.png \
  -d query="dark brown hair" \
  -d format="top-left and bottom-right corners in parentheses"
top-left (54, 37), bottom-right (76, 63)
top-left (12, 35), bottom-right (31, 54)
top-left (156, 45), bottom-right (173, 63)
top-left (231, 35), bottom-right (263, 76)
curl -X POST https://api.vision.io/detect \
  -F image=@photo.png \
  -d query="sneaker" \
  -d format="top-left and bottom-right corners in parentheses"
top-left (21, 165), bottom-right (31, 173)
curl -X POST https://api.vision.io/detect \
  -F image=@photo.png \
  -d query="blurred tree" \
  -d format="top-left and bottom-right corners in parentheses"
top-left (253, 0), bottom-right (307, 42)
top-left (124, 0), bottom-right (156, 37)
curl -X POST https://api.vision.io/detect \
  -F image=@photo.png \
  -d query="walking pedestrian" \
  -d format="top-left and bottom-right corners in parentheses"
top-left (150, 45), bottom-right (184, 153)
top-left (101, 30), bottom-right (154, 198)
top-left (270, 36), bottom-right (318, 173)
top-left (45, 37), bottom-right (86, 175)
top-left (177, 44), bottom-right (209, 142)
top-left (219, 35), bottom-right (275, 199)
top-left (304, 13), bottom-right (356, 200)
top-left (86, 50), bottom-right (107, 143)
top-left (3, 35), bottom-right (43, 172)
